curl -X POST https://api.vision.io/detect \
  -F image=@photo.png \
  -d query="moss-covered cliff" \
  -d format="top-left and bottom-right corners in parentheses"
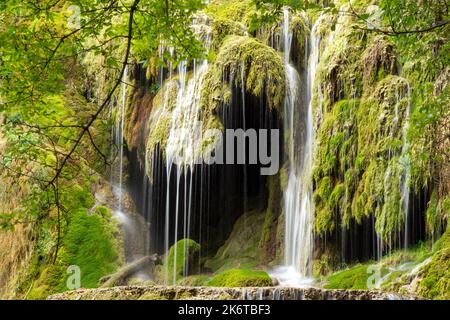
top-left (1, 0), bottom-right (448, 300)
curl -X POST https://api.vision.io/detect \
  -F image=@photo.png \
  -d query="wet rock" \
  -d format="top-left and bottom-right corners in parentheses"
top-left (48, 285), bottom-right (418, 300)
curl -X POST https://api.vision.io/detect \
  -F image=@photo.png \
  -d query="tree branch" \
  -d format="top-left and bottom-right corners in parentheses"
top-left (47, 0), bottom-right (141, 187)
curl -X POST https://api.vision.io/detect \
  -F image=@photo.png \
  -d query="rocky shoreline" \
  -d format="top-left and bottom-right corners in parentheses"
top-left (47, 285), bottom-right (417, 300)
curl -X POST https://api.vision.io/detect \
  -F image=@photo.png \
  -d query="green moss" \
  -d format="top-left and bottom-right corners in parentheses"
top-left (314, 176), bottom-right (336, 234)
top-left (313, 99), bottom-right (357, 182)
top-left (205, 0), bottom-right (254, 26)
top-left (259, 175), bottom-right (282, 261)
top-left (177, 274), bottom-right (211, 286)
top-left (146, 111), bottom-right (172, 156)
top-left (145, 29), bottom-right (285, 168)
top-left (95, 205), bottom-right (111, 218)
top-left (145, 71), bottom-right (224, 163)
top-left (206, 269), bottom-right (272, 287)
top-left (313, 76), bottom-right (413, 240)
top-left (291, 14), bottom-right (309, 61)
top-left (205, 210), bottom-right (265, 272)
top-left (201, 35), bottom-right (285, 112)
top-left (361, 36), bottom-right (397, 86)
top-left (324, 264), bottom-right (373, 290)
top-left (59, 209), bottom-right (121, 288)
top-left (313, 247), bottom-right (340, 278)
top-left (210, 18), bottom-right (247, 51)
top-left (310, 12), bottom-right (428, 243)
top-left (418, 226), bottom-right (450, 299)
top-left (66, 184), bottom-right (95, 210)
top-left (25, 262), bottom-right (66, 300)
top-left (325, 242), bottom-right (434, 291)
top-left (163, 239), bottom-right (201, 282)
top-left (314, 16), bottom-right (365, 111)
top-left (26, 207), bottom-right (122, 299)
top-left (328, 183), bottom-right (345, 209)
top-left (426, 191), bottom-right (449, 237)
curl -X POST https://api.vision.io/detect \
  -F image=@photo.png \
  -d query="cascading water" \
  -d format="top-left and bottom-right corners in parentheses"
top-left (401, 83), bottom-right (411, 248)
top-left (113, 66), bottom-right (129, 225)
top-left (156, 19), bottom-right (211, 283)
top-left (271, 9), bottom-right (321, 286)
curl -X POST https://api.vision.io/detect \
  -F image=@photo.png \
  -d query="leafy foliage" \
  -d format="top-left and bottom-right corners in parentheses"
top-left (0, 0), bottom-right (206, 255)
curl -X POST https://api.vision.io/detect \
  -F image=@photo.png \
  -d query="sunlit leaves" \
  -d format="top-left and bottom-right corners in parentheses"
top-left (0, 0), bottom-right (207, 230)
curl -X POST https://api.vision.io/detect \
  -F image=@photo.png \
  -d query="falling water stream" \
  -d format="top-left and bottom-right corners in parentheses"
top-left (270, 9), bottom-right (321, 287)
top-left (401, 83), bottom-right (411, 249)
top-left (155, 17), bottom-right (211, 283)
top-left (113, 66), bottom-right (129, 226)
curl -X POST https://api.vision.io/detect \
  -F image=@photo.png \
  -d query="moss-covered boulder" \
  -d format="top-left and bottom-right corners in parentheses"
top-left (206, 269), bottom-right (272, 287)
top-left (201, 35), bottom-right (285, 113)
top-left (155, 239), bottom-right (201, 283)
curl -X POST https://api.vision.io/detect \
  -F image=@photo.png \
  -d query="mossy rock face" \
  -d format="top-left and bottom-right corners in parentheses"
top-left (312, 76), bottom-right (412, 240)
top-left (157, 239), bottom-right (201, 283)
top-left (313, 245), bottom-right (340, 278)
top-left (426, 192), bottom-right (449, 237)
top-left (323, 242), bottom-right (434, 292)
top-left (145, 79), bottom-right (180, 156)
top-left (361, 36), bottom-right (397, 86)
top-left (201, 35), bottom-right (285, 113)
top-left (417, 226), bottom-right (450, 299)
top-left (259, 175), bottom-right (283, 262)
top-left (144, 11), bottom-right (285, 167)
top-left (205, 210), bottom-right (265, 272)
top-left (206, 269), bottom-right (272, 287)
top-left (210, 18), bottom-right (248, 51)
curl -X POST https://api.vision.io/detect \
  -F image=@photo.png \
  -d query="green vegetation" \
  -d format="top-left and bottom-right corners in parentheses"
top-left (0, 0), bottom-right (207, 298)
top-left (201, 35), bottom-right (285, 112)
top-left (205, 210), bottom-right (265, 272)
top-left (58, 207), bottom-right (122, 288)
top-left (0, 0), bottom-right (449, 301)
top-left (324, 242), bottom-right (433, 292)
top-left (22, 191), bottom-right (123, 299)
top-left (325, 264), bottom-right (377, 290)
top-left (155, 239), bottom-right (201, 283)
top-left (207, 269), bottom-right (272, 287)
top-left (176, 274), bottom-right (211, 287)
top-left (167, 239), bottom-right (201, 280)
top-left (310, 0), bottom-right (448, 243)
top-left (260, 175), bottom-right (283, 263)
top-left (417, 226), bottom-right (450, 299)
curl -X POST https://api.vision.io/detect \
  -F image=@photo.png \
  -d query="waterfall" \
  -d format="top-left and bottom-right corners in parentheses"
top-left (162, 59), bottom-right (210, 284)
top-left (112, 65), bottom-right (129, 225)
top-left (401, 82), bottom-right (411, 248)
top-left (141, 14), bottom-right (213, 284)
top-left (118, 66), bottom-right (128, 212)
top-left (273, 9), bottom-right (321, 285)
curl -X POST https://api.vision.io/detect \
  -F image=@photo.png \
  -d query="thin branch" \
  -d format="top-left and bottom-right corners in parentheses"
top-left (347, 1), bottom-right (449, 36)
top-left (87, 128), bottom-right (110, 165)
